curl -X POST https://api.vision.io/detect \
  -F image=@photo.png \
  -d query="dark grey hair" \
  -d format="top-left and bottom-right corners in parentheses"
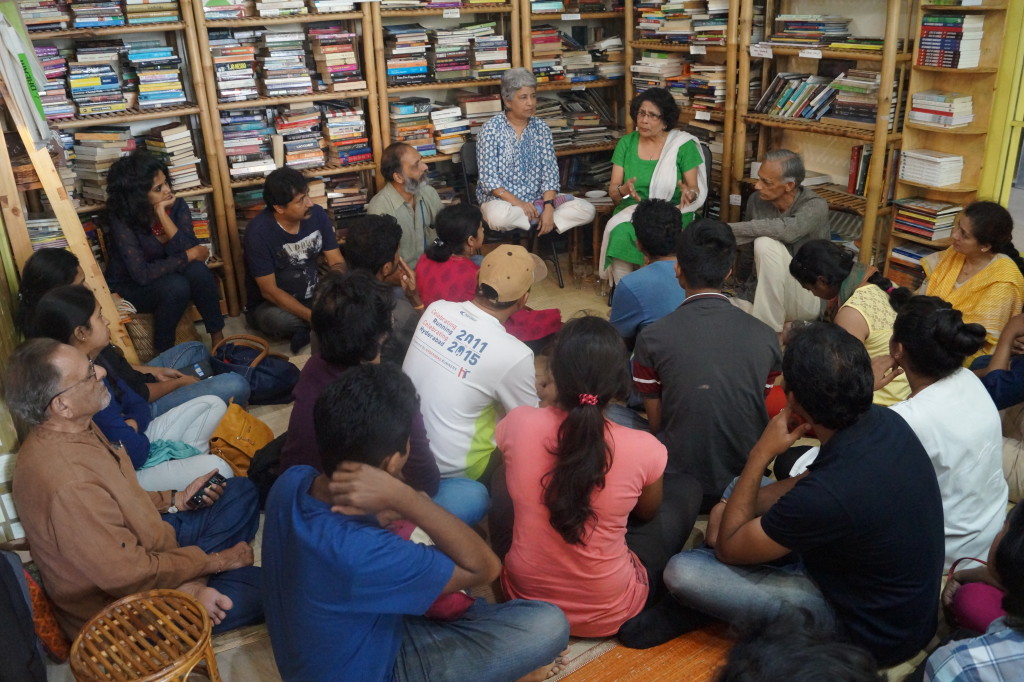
top-left (5, 338), bottom-right (64, 426)
top-left (501, 68), bottom-right (537, 104)
top-left (764, 149), bottom-right (805, 186)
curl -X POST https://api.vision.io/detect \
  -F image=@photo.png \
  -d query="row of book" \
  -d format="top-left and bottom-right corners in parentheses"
top-left (918, 13), bottom-right (983, 69)
top-left (633, 0), bottom-right (736, 46)
top-left (381, 0), bottom-right (506, 8)
top-left (531, 0), bottom-right (616, 13)
top-left (898, 149), bottom-right (963, 188)
top-left (845, 143), bottom-right (900, 201)
top-left (383, 23), bottom-right (511, 86)
top-left (892, 197), bottom-right (962, 242)
top-left (908, 90), bottom-right (973, 128)
top-left (535, 90), bottom-right (618, 148)
top-left (202, 0), bottom-right (353, 19)
top-left (530, 27), bottom-right (623, 83)
top-left (765, 14), bottom-right (851, 47)
top-left (389, 97), bottom-right (471, 157)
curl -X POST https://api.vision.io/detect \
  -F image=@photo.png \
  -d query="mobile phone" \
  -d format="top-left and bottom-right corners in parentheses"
top-left (189, 360), bottom-right (213, 380)
top-left (189, 473), bottom-right (227, 508)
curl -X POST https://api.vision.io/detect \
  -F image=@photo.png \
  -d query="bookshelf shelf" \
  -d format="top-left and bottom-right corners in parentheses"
top-left (423, 154), bottom-right (455, 164)
top-left (229, 161), bottom-right (377, 189)
top-left (766, 46), bottom-right (913, 62)
top-left (680, 106), bottom-right (726, 122)
top-left (384, 78), bottom-right (502, 93)
top-left (919, 3), bottom-right (1006, 11)
top-left (891, 231), bottom-right (951, 248)
top-left (555, 141), bottom-right (619, 158)
top-left (904, 122), bottom-right (988, 135)
top-left (741, 178), bottom-right (889, 217)
top-left (741, 113), bottom-right (899, 142)
top-left (537, 78), bottom-right (621, 92)
top-left (895, 179), bottom-right (978, 192)
top-left (28, 21), bottom-right (187, 39)
top-left (529, 11), bottom-right (623, 20)
top-left (913, 66), bottom-right (998, 74)
top-left (52, 104), bottom-right (203, 129)
top-left (380, 3), bottom-right (513, 17)
top-left (217, 90), bottom-right (371, 111)
top-left (628, 40), bottom-right (727, 54)
top-left (203, 11), bottom-right (363, 27)
top-left (74, 185), bottom-right (215, 214)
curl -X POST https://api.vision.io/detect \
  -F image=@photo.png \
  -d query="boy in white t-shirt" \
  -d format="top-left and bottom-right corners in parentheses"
top-left (403, 246), bottom-right (544, 481)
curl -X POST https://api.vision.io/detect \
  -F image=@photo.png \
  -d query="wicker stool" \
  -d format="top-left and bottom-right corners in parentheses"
top-left (126, 309), bottom-right (203, 363)
top-left (70, 589), bottom-right (222, 682)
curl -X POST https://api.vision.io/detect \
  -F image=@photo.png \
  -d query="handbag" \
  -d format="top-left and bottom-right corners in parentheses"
top-left (209, 400), bottom-right (274, 477)
top-left (211, 334), bottom-right (300, 405)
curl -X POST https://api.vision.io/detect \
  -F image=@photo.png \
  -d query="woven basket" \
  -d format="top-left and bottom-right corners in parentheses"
top-left (125, 308), bottom-right (202, 363)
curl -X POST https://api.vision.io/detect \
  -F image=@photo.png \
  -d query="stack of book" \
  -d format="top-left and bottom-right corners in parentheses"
top-left (68, 51), bottom-right (128, 116)
top-left (561, 33), bottom-right (598, 83)
top-left (309, 26), bottom-right (365, 92)
top-left (322, 101), bottom-right (372, 166)
top-left (653, 2), bottom-right (694, 44)
top-left (693, 5), bottom-right (729, 46)
top-left (125, 44), bottom-right (186, 110)
top-left (590, 36), bottom-right (624, 79)
top-left (384, 24), bottom-right (431, 86)
top-left (431, 102), bottom-right (470, 155)
top-left (35, 46), bottom-right (75, 120)
top-left (631, 50), bottom-right (685, 92)
top-left (272, 104), bottom-right (324, 170)
top-left (687, 63), bottom-right (726, 111)
top-left (766, 15), bottom-right (851, 47)
top-left (18, 0), bottom-right (71, 31)
top-left (146, 122), bottom-right (202, 189)
top-left (846, 143), bottom-right (899, 200)
top-left (531, 0), bottom-right (565, 12)
top-left (531, 25), bottom-right (564, 82)
top-left (67, 0), bottom-right (124, 28)
top-left (899, 149), bottom-right (964, 187)
top-left (235, 189), bottom-right (266, 232)
top-left (536, 96), bottom-right (573, 149)
top-left (124, 0), bottom-right (180, 24)
top-left (221, 109), bottom-right (277, 180)
top-left (184, 197), bottom-right (213, 254)
top-left (310, 0), bottom-right (354, 12)
top-left (819, 70), bottom-right (883, 128)
top-left (259, 29), bottom-right (313, 97)
top-left (202, 0), bottom-right (254, 19)
top-left (563, 92), bottom-right (616, 146)
top-left (888, 242), bottom-right (936, 288)
top-left (211, 31), bottom-right (259, 103)
top-left (456, 91), bottom-right (502, 135)
top-left (426, 0), bottom-right (460, 9)
top-left (471, 28), bottom-right (511, 81)
top-left (254, 0), bottom-right (305, 17)
top-left (389, 97), bottom-right (436, 158)
top-left (72, 125), bottom-right (135, 201)
top-left (918, 13), bottom-right (983, 69)
top-left (307, 179), bottom-right (327, 210)
top-left (26, 216), bottom-right (69, 251)
top-left (430, 25), bottom-right (475, 82)
top-left (825, 36), bottom-right (904, 52)
top-left (892, 197), bottom-right (962, 242)
top-left (909, 90), bottom-right (973, 128)
top-left (380, 0), bottom-right (422, 8)
top-left (324, 174), bottom-right (369, 222)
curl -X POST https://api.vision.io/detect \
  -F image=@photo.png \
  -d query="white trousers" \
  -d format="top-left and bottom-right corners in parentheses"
top-left (480, 196), bottom-right (596, 234)
top-left (608, 259), bottom-right (636, 287)
top-left (136, 395), bottom-right (233, 491)
top-left (751, 237), bottom-right (822, 333)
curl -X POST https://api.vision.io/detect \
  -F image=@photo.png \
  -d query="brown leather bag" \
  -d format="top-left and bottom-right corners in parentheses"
top-left (209, 400), bottom-right (274, 476)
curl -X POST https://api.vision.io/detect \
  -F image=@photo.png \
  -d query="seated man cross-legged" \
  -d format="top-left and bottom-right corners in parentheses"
top-left (262, 363), bottom-right (569, 682)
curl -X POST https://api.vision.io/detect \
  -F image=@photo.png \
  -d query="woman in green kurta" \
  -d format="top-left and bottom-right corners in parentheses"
top-left (601, 88), bottom-right (706, 285)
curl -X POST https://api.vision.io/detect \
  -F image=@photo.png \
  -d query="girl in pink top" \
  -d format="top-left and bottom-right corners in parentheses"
top-left (415, 204), bottom-right (562, 347)
top-left (496, 316), bottom-right (701, 637)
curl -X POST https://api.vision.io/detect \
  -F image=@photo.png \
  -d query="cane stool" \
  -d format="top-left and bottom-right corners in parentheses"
top-left (70, 589), bottom-right (221, 682)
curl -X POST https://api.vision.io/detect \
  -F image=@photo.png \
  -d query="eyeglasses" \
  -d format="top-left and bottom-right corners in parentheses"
top-left (49, 358), bottom-right (97, 403)
top-left (636, 109), bottom-right (662, 120)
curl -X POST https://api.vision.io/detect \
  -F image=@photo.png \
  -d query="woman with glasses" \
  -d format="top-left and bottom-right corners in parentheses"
top-left (919, 201), bottom-right (1024, 363)
top-left (600, 87), bottom-right (707, 287)
top-left (29, 284), bottom-right (232, 491)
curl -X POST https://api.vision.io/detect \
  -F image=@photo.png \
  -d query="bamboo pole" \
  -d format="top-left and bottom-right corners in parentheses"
top-left (719, 0), bottom-right (739, 220)
top-left (371, 2), bottom-right (391, 189)
top-left (361, 1), bottom-right (384, 192)
top-left (729, 0), bottom-right (754, 222)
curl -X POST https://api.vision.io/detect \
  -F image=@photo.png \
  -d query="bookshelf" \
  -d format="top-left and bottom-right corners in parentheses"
top-left (882, 1), bottom-right (1009, 288)
top-left (23, 5), bottom-right (241, 314)
top-left (190, 0), bottom-right (383, 302)
top-left (729, 0), bottom-right (914, 256)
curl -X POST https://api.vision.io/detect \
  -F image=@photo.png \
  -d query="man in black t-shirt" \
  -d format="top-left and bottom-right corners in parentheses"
top-left (624, 324), bottom-right (944, 668)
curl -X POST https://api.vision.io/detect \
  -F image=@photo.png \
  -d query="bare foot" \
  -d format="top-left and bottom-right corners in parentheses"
top-left (516, 647), bottom-right (570, 682)
top-left (196, 586), bottom-right (233, 626)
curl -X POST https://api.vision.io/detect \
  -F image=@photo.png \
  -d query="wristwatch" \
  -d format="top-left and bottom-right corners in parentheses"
top-left (543, 199), bottom-right (555, 208)
top-left (167, 490), bottom-right (180, 514)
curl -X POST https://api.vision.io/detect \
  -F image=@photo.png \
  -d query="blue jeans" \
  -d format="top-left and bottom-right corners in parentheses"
top-left (114, 260), bottom-right (224, 352)
top-left (432, 478), bottom-right (489, 526)
top-left (664, 547), bottom-right (835, 632)
top-left (394, 599), bottom-right (569, 682)
top-left (161, 477), bottom-right (264, 633)
top-left (147, 341), bottom-right (251, 417)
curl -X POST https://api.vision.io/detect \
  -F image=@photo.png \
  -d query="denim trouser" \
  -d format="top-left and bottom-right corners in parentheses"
top-left (248, 301), bottom-right (310, 340)
top-left (432, 477), bottom-right (490, 526)
top-left (147, 341), bottom-right (251, 417)
top-left (664, 546), bottom-right (835, 632)
top-left (114, 261), bottom-right (224, 352)
top-left (394, 599), bottom-right (569, 682)
top-left (161, 477), bottom-right (264, 634)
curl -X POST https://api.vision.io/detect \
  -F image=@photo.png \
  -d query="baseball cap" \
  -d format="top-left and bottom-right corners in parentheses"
top-left (478, 245), bottom-right (548, 303)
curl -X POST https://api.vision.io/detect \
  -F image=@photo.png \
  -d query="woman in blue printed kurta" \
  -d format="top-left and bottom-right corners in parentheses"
top-left (476, 68), bottom-right (595, 236)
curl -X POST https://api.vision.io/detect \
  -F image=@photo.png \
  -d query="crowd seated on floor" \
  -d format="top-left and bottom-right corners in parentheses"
top-left (6, 119), bottom-right (1024, 682)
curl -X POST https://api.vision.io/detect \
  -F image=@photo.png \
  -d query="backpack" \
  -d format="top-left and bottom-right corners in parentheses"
top-left (211, 335), bottom-right (300, 405)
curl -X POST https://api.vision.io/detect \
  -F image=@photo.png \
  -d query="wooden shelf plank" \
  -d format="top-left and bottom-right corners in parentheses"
top-left (767, 45), bottom-right (913, 62)
top-left (74, 185), bottom-right (215, 214)
top-left (530, 10), bottom-right (623, 19)
top-left (423, 154), bottom-right (455, 164)
top-left (742, 113), bottom-right (900, 142)
top-left (217, 90), bottom-right (370, 110)
top-left (29, 21), bottom-right (186, 39)
top-left (229, 161), bottom-right (376, 189)
top-left (381, 3), bottom-right (513, 17)
top-left (913, 65), bottom-right (998, 73)
top-left (53, 104), bottom-right (202, 129)
top-left (679, 106), bottom-right (726, 122)
top-left (384, 78), bottom-right (501, 93)
top-left (554, 141), bottom-right (618, 157)
top-left (629, 40), bottom-right (727, 54)
top-left (896, 178), bottom-right (978, 192)
top-left (891, 231), bottom-right (951, 248)
top-left (920, 3), bottom-right (1006, 10)
top-left (538, 78), bottom-right (621, 92)
top-left (202, 11), bottom-right (362, 27)
top-left (740, 178), bottom-right (895, 217)
top-left (905, 121), bottom-right (988, 135)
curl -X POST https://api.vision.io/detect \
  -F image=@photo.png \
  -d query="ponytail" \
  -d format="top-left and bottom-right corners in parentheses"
top-left (425, 204), bottom-right (483, 264)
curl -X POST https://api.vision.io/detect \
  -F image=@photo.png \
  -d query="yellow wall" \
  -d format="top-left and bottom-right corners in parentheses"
top-left (979, 1), bottom-right (1024, 202)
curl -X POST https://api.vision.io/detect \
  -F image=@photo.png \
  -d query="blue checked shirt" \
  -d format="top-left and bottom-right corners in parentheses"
top-left (476, 113), bottom-right (560, 205)
top-left (926, 618), bottom-right (1024, 681)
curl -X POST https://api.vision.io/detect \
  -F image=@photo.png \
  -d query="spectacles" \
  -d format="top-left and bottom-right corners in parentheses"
top-left (49, 358), bottom-right (97, 403)
top-left (636, 109), bottom-right (662, 120)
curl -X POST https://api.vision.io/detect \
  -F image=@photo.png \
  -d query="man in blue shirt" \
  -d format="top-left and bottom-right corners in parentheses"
top-left (609, 199), bottom-right (687, 348)
top-left (262, 363), bottom-right (569, 682)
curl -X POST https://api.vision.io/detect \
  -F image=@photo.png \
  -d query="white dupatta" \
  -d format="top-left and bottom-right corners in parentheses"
top-left (598, 130), bottom-right (708, 278)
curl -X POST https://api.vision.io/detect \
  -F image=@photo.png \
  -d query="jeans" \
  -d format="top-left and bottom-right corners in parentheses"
top-left (147, 342), bottom-right (251, 417)
top-left (432, 477), bottom-right (489, 526)
top-left (161, 477), bottom-right (264, 633)
top-left (248, 301), bottom-right (309, 340)
top-left (114, 261), bottom-right (224, 352)
top-left (135, 396), bottom-right (232, 491)
top-left (664, 546), bottom-right (835, 632)
top-left (394, 599), bottom-right (569, 682)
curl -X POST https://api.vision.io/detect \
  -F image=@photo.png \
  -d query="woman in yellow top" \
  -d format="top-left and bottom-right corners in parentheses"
top-left (789, 240), bottom-right (911, 406)
top-left (921, 201), bottom-right (1024, 364)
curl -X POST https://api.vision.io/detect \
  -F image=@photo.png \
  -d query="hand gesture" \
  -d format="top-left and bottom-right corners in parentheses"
top-left (186, 244), bottom-right (210, 263)
top-left (395, 256), bottom-right (417, 297)
top-left (148, 366), bottom-right (183, 382)
top-left (871, 355), bottom-right (903, 391)
top-left (752, 406), bottom-right (811, 463)
top-left (538, 203), bottom-right (556, 236)
top-left (328, 460), bottom-right (411, 516)
top-left (677, 181), bottom-right (698, 210)
top-left (621, 177), bottom-right (640, 202)
top-left (183, 469), bottom-right (225, 509)
top-left (517, 199), bottom-right (539, 222)
top-left (156, 195), bottom-right (177, 213)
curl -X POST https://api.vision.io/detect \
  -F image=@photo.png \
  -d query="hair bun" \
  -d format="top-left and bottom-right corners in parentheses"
top-left (932, 307), bottom-right (986, 356)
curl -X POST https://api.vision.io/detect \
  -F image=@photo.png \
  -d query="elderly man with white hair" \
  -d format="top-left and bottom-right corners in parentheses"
top-left (475, 68), bottom-right (596, 236)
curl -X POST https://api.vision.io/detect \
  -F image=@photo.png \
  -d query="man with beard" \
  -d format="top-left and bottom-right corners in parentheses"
top-left (244, 167), bottom-right (344, 352)
top-left (367, 142), bottom-right (444, 268)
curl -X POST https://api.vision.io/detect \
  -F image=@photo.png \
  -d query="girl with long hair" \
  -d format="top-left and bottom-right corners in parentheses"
top-left (496, 316), bottom-right (700, 637)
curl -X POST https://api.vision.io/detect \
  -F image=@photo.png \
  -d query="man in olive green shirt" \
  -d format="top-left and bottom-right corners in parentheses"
top-left (367, 142), bottom-right (444, 268)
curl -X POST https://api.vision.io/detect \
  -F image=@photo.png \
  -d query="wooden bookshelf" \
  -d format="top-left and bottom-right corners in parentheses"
top-left (203, 11), bottom-right (362, 27)
top-left (741, 113), bottom-right (902, 143)
top-left (381, 3), bottom-right (514, 17)
top-left (555, 141), bottom-right (619, 157)
top-left (27, 21), bottom-right (187, 38)
top-left (627, 40), bottom-right (728, 54)
top-left (51, 104), bottom-right (203, 129)
top-left (537, 77), bottom-right (620, 92)
top-left (216, 90), bottom-right (372, 111)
